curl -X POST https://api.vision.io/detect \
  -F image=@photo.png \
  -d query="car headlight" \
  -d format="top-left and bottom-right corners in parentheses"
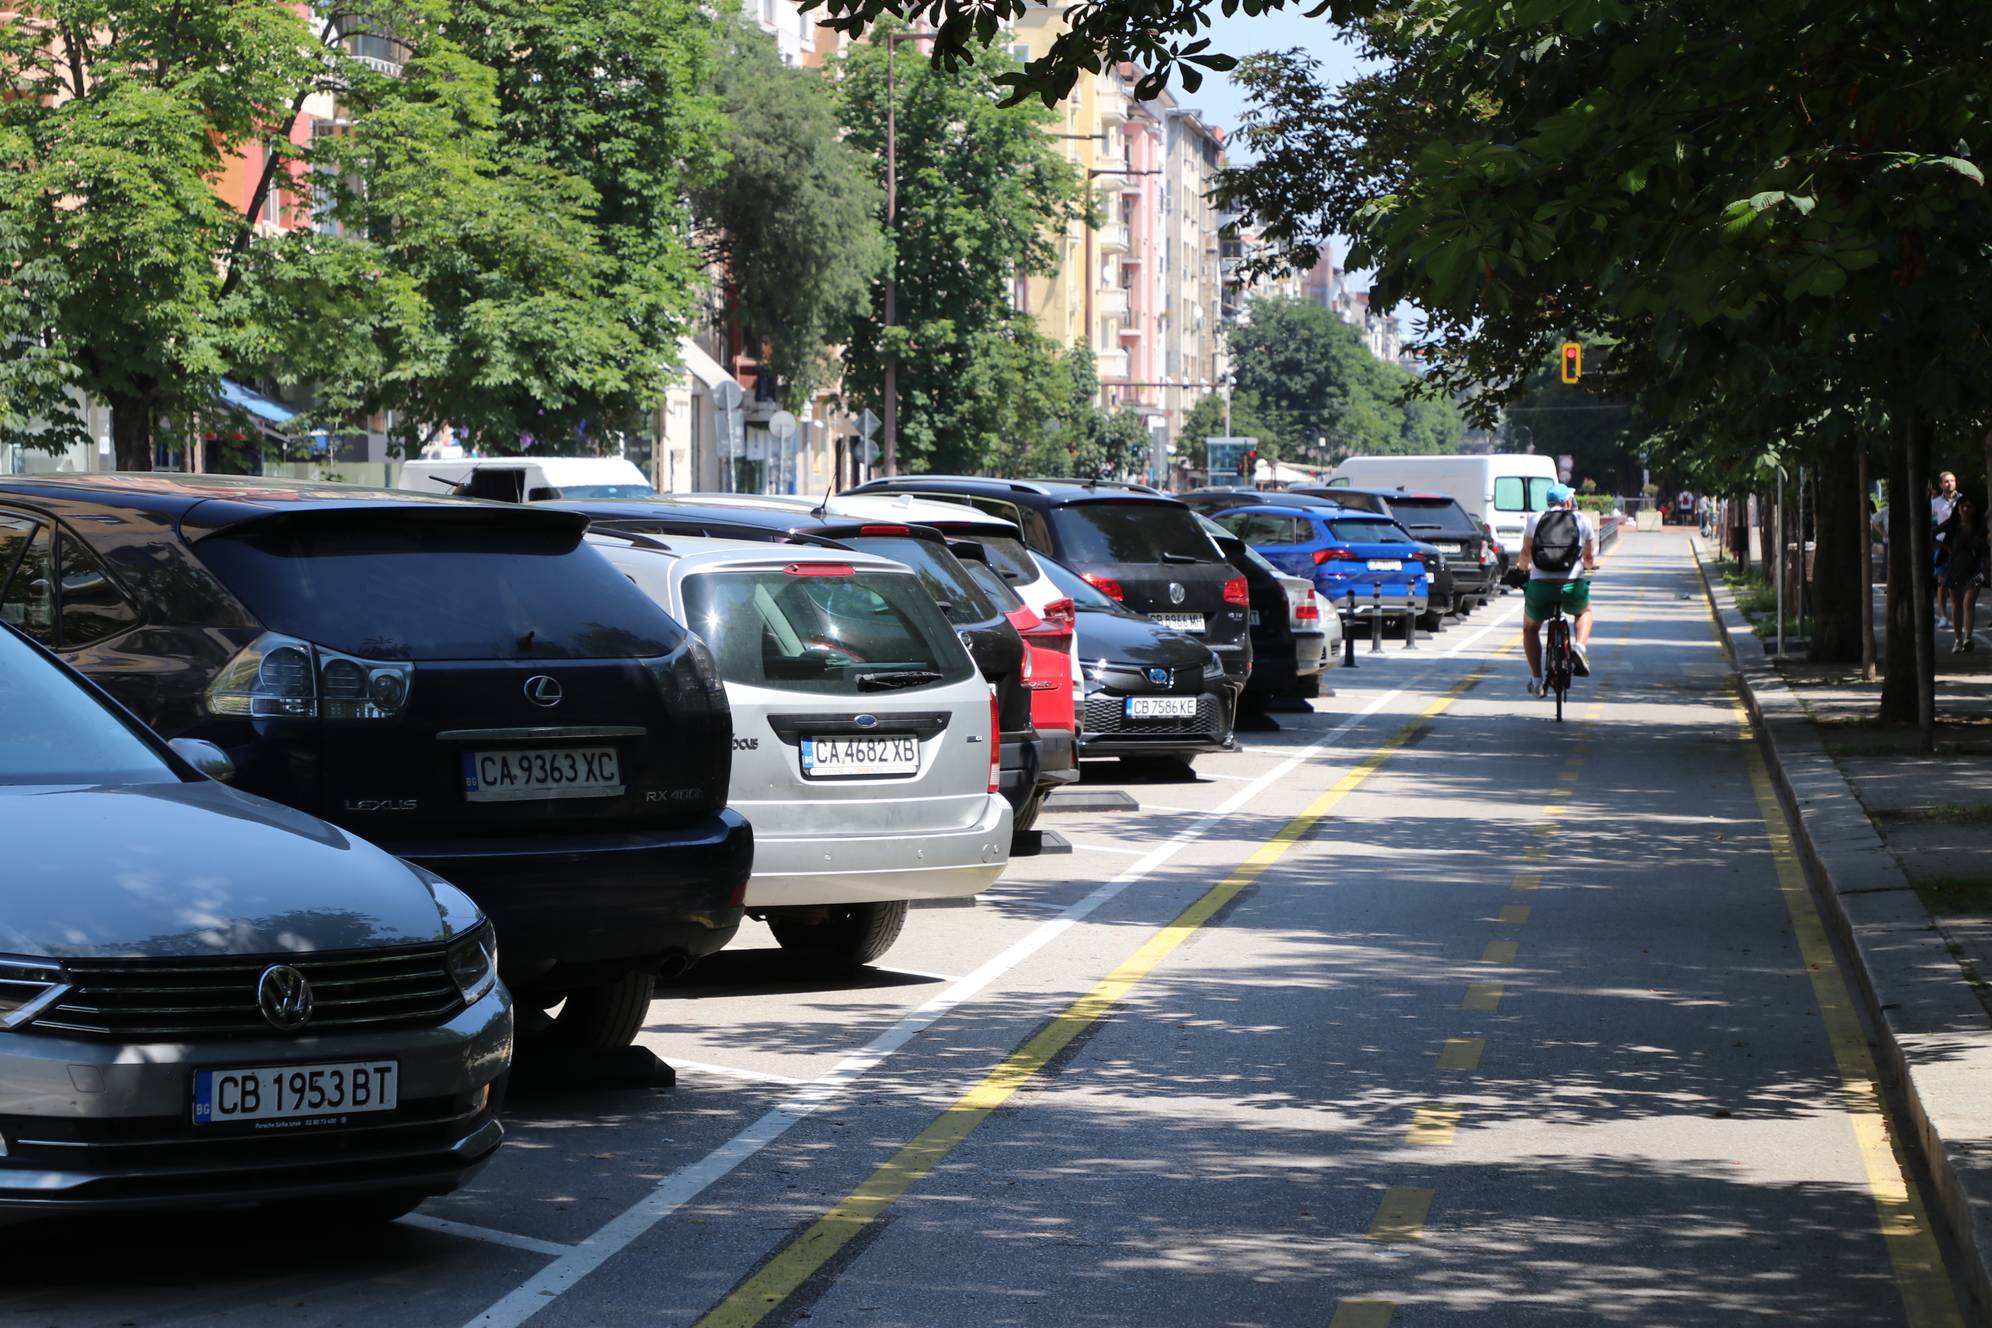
top-left (1203, 653), bottom-right (1226, 683)
top-left (446, 924), bottom-right (498, 1004)
top-left (0, 956), bottom-right (70, 1030)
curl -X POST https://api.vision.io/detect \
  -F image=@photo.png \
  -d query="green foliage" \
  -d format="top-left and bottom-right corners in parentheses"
top-left (834, 25), bottom-right (1087, 473)
top-left (1228, 296), bottom-right (1462, 464)
top-left (1180, 390), bottom-right (1287, 475)
top-left (694, 15), bottom-right (884, 408)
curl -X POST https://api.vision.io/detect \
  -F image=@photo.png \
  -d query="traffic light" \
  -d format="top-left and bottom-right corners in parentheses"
top-left (1560, 341), bottom-right (1582, 384)
top-left (1239, 448), bottom-right (1258, 480)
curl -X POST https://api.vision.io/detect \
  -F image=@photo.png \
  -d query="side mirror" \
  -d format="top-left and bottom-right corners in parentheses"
top-left (169, 738), bottom-right (236, 784)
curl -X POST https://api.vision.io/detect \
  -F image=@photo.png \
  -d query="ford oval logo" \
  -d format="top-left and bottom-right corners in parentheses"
top-left (524, 675), bottom-right (563, 707)
top-left (1168, 581), bottom-right (1186, 605)
top-left (257, 964), bottom-right (314, 1032)
top-left (853, 713), bottom-right (880, 729)
top-left (1148, 667), bottom-right (1170, 686)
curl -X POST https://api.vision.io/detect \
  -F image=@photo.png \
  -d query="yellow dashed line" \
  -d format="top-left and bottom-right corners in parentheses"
top-left (1404, 1105), bottom-right (1460, 1146)
top-left (1461, 982), bottom-right (1503, 1011)
top-left (1499, 904), bottom-right (1533, 923)
top-left (1367, 1186), bottom-right (1435, 1242)
top-left (1437, 1038), bottom-right (1484, 1071)
top-left (1329, 1301), bottom-right (1396, 1328)
top-left (1512, 872), bottom-right (1542, 891)
top-left (1480, 940), bottom-right (1519, 964)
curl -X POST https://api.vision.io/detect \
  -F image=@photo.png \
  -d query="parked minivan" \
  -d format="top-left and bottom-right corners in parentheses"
top-left (0, 475), bottom-right (751, 1052)
top-left (1325, 454), bottom-right (1559, 581)
top-left (399, 456), bottom-right (656, 503)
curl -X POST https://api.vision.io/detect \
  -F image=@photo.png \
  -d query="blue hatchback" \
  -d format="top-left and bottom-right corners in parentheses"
top-left (1212, 504), bottom-right (1431, 623)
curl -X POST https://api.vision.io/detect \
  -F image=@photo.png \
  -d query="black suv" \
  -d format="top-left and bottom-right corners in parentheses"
top-left (541, 497), bottom-right (1047, 829)
top-left (0, 475), bottom-right (751, 1050)
top-left (1364, 492), bottom-right (1499, 611)
top-left (848, 478), bottom-right (1252, 686)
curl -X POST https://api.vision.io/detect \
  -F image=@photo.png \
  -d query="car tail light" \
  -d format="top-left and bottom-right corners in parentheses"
top-left (207, 632), bottom-right (413, 721)
top-left (986, 686), bottom-right (1001, 793)
top-left (1223, 576), bottom-right (1249, 606)
top-left (859, 524), bottom-right (912, 536)
top-left (784, 562), bottom-right (855, 577)
top-left (1081, 572), bottom-right (1124, 601)
top-left (1313, 547), bottom-right (1358, 563)
top-left (1478, 540), bottom-right (1493, 567)
top-left (1038, 597), bottom-right (1076, 632)
top-left (1294, 591), bottom-right (1321, 622)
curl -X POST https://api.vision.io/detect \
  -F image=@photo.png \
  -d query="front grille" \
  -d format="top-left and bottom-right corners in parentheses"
top-left (38, 945), bottom-right (466, 1041)
top-left (1085, 692), bottom-right (1228, 739)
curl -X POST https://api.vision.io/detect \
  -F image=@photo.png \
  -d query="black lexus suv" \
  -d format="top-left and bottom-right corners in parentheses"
top-left (0, 475), bottom-right (751, 1051)
top-left (847, 478), bottom-right (1253, 687)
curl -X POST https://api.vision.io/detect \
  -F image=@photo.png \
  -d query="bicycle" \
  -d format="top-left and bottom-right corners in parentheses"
top-left (1542, 599), bottom-right (1574, 721)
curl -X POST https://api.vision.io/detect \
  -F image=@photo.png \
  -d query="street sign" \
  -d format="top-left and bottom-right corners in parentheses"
top-left (863, 440), bottom-right (882, 465)
top-left (713, 379), bottom-right (744, 414)
top-left (769, 410), bottom-right (798, 442)
top-left (859, 409), bottom-right (880, 441)
top-left (1557, 453), bottom-right (1574, 482)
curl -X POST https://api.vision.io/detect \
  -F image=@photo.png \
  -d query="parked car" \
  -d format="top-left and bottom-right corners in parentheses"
top-left (848, 477), bottom-right (1253, 688)
top-left (1288, 485), bottom-right (1459, 625)
top-left (1194, 512), bottom-right (1326, 706)
top-left (1277, 571), bottom-right (1336, 677)
top-left (1211, 504), bottom-right (1431, 629)
top-left (1370, 492), bottom-right (1501, 612)
top-left (594, 538), bottom-right (1012, 968)
top-left (1032, 554), bottom-right (1238, 772)
top-left (1321, 453), bottom-right (1559, 585)
top-left (952, 547), bottom-right (1078, 828)
top-left (0, 621), bottom-right (511, 1221)
top-left (542, 497), bottom-right (1049, 832)
top-left (0, 475), bottom-right (750, 1052)
top-left (399, 455), bottom-right (656, 503)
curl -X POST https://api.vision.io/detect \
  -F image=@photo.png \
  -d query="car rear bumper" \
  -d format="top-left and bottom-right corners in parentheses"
top-left (387, 811), bottom-right (753, 975)
top-left (998, 730), bottom-right (1043, 809)
top-left (1036, 726), bottom-right (1078, 785)
top-left (1079, 688), bottom-right (1236, 757)
top-left (0, 987), bottom-right (511, 1216)
top-left (745, 794), bottom-right (1012, 907)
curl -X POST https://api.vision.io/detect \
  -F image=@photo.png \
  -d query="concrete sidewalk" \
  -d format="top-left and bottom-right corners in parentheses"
top-left (1695, 539), bottom-right (1992, 1319)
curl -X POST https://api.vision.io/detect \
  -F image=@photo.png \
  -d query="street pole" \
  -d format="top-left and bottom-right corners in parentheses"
top-left (1775, 466), bottom-right (1786, 659)
top-left (882, 35), bottom-right (901, 477)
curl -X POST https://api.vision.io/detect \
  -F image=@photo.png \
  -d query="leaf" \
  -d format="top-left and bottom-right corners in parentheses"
top-left (1618, 164), bottom-right (1647, 194)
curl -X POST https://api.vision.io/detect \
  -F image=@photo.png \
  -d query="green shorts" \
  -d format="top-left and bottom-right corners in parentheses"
top-left (1524, 577), bottom-right (1591, 621)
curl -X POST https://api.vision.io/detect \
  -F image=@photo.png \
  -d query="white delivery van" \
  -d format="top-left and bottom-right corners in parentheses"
top-left (398, 455), bottom-right (656, 503)
top-left (1325, 454), bottom-right (1560, 577)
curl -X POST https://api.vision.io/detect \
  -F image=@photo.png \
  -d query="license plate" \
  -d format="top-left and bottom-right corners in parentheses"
top-left (1249, 610), bottom-right (1262, 627)
top-left (801, 734), bottom-right (919, 778)
top-left (194, 1060), bottom-right (398, 1126)
top-left (1151, 613), bottom-right (1206, 633)
top-left (462, 747), bottom-right (622, 802)
top-left (1126, 696), bottom-right (1199, 719)
top-left (1368, 560), bottom-right (1403, 571)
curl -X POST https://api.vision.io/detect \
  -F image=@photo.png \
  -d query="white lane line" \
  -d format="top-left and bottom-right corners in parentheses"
top-left (668, 1058), bottom-right (811, 1088)
top-left (401, 1214), bottom-right (575, 1259)
top-left (463, 616), bottom-right (1517, 1328)
top-left (1068, 842), bottom-right (1152, 857)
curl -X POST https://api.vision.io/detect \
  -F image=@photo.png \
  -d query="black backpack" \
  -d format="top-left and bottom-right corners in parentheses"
top-left (1532, 509), bottom-right (1581, 572)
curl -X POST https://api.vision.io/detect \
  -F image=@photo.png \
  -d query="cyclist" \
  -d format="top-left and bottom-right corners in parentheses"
top-left (1520, 483), bottom-right (1599, 696)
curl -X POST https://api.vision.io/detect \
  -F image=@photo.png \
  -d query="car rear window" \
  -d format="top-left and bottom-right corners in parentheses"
top-left (0, 629), bottom-right (173, 786)
top-left (958, 556), bottom-right (1027, 613)
top-left (1494, 476), bottom-right (1556, 512)
top-left (836, 534), bottom-right (997, 623)
top-left (959, 533), bottom-right (1040, 587)
top-left (552, 484), bottom-right (657, 500)
top-left (1327, 519), bottom-right (1416, 545)
top-left (194, 517), bottom-right (684, 660)
top-left (1389, 499), bottom-right (1479, 537)
top-left (680, 567), bottom-right (974, 695)
top-left (1049, 502), bottom-right (1219, 564)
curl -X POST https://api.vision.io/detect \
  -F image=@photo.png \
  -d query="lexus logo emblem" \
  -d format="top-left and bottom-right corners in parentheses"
top-left (257, 965), bottom-right (314, 1032)
top-left (524, 675), bottom-right (563, 707)
top-left (1168, 582), bottom-right (1186, 605)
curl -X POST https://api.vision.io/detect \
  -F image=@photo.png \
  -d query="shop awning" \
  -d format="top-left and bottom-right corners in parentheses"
top-left (675, 337), bottom-right (737, 392)
top-left (216, 378), bottom-right (299, 427)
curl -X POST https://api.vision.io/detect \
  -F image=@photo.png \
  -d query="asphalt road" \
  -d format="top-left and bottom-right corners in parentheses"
top-left (2, 530), bottom-right (1967, 1328)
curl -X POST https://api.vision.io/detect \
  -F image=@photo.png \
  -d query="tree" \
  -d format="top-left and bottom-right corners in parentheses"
top-left (834, 26), bottom-right (1086, 474)
top-left (693, 16), bottom-right (884, 408)
top-left (1180, 390), bottom-right (1287, 476)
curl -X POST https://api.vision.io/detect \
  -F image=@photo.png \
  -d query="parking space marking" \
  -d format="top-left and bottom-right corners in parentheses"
top-left (1367, 1186), bottom-right (1435, 1242)
top-left (1437, 1037), bottom-right (1484, 1071)
top-left (1067, 841), bottom-right (1154, 857)
top-left (1404, 1105), bottom-right (1461, 1147)
top-left (683, 672), bottom-right (1495, 1328)
top-left (464, 652), bottom-right (1509, 1328)
top-left (401, 1215), bottom-right (575, 1259)
top-left (669, 1059), bottom-right (812, 1088)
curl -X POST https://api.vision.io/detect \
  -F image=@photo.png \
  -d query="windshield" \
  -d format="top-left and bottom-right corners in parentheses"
top-left (1034, 554), bottom-right (1122, 611)
top-left (0, 629), bottom-right (174, 786)
top-left (1048, 501), bottom-right (1221, 564)
top-left (1328, 519), bottom-right (1417, 546)
top-left (1389, 499), bottom-right (1479, 537)
top-left (555, 484), bottom-right (658, 500)
top-left (680, 567), bottom-right (974, 695)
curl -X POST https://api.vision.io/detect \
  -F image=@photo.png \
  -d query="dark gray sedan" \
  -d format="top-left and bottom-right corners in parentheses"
top-left (0, 623), bottom-right (511, 1222)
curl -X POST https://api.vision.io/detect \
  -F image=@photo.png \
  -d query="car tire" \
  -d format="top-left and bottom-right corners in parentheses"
top-left (1013, 788), bottom-right (1046, 833)
top-left (549, 970), bottom-right (656, 1051)
top-left (770, 900), bottom-right (909, 971)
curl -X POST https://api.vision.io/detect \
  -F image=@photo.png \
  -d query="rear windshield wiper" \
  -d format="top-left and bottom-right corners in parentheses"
top-left (856, 669), bottom-right (945, 691)
top-left (1160, 551), bottom-right (1216, 564)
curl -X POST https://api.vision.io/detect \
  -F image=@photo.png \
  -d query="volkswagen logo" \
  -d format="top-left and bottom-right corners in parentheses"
top-left (1168, 582), bottom-right (1186, 605)
top-left (853, 714), bottom-right (880, 729)
top-left (524, 675), bottom-right (563, 708)
top-left (1148, 667), bottom-right (1171, 686)
top-left (256, 964), bottom-right (314, 1032)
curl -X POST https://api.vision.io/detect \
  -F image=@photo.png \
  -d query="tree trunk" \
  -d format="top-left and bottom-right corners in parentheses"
top-left (1881, 421), bottom-right (1918, 723)
top-left (1809, 447), bottom-right (1863, 663)
top-left (108, 389), bottom-right (156, 472)
top-left (1908, 413), bottom-right (1935, 749)
top-left (1859, 444), bottom-right (1876, 682)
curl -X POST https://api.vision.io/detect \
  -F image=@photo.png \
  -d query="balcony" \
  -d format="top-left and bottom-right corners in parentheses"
top-left (1094, 348), bottom-right (1130, 379)
top-left (1096, 286), bottom-right (1129, 317)
top-left (1096, 222), bottom-right (1129, 254)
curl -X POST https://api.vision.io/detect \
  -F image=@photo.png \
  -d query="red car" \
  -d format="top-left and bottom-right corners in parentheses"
top-left (956, 554), bottom-right (1077, 831)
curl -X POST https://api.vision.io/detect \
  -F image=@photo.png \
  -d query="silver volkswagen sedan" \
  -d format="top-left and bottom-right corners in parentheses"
top-left (0, 623), bottom-right (511, 1222)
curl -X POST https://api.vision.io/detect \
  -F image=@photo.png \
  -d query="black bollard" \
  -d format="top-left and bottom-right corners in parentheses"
top-left (1342, 590), bottom-right (1358, 667)
top-left (1404, 604), bottom-right (1419, 649)
top-left (1369, 585), bottom-right (1385, 654)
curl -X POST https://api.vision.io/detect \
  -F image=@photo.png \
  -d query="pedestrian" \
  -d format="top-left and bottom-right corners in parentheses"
top-left (1934, 472), bottom-right (1959, 629)
top-left (1940, 494), bottom-right (1988, 652)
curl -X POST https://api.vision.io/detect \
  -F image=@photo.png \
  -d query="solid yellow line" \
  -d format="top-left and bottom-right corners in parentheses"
top-left (1404, 1104), bottom-right (1460, 1146)
top-left (1329, 1301), bottom-right (1396, 1328)
top-left (1437, 1037), bottom-right (1484, 1071)
top-left (1367, 1186), bottom-right (1435, 1242)
top-left (1729, 696), bottom-right (1965, 1328)
top-left (1480, 940), bottom-right (1519, 964)
top-left (692, 672), bottom-right (1492, 1328)
top-left (1461, 982), bottom-right (1503, 1011)
top-left (1499, 904), bottom-right (1533, 924)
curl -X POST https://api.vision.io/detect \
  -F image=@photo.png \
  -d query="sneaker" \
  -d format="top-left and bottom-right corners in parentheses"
top-left (1527, 676), bottom-right (1544, 697)
top-left (1571, 642), bottom-right (1591, 677)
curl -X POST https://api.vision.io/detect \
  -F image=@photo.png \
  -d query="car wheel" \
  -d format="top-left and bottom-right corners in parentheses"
top-left (770, 900), bottom-right (909, 971)
top-left (1013, 788), bottom-right (1046, 833)
top-left (549, 970), bottom-right (656, 1051)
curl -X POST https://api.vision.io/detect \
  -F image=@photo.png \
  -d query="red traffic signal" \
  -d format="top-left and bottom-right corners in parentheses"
top-left (1560, 341), bottom-right (1582, 384)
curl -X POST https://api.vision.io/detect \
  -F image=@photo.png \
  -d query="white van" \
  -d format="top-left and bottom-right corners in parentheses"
top-left (1324, 453), bottom-right (1559, 572)
top-left (398, 455), bottom-right (656, 503)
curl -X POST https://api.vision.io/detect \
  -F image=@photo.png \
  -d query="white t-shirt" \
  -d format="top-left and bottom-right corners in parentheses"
top-left (1522, 507), bottom-right (1596, 583)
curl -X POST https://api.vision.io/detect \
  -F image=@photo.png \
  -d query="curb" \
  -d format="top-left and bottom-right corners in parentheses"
top-left (1692, 540), bottom-right (1992, 1319)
